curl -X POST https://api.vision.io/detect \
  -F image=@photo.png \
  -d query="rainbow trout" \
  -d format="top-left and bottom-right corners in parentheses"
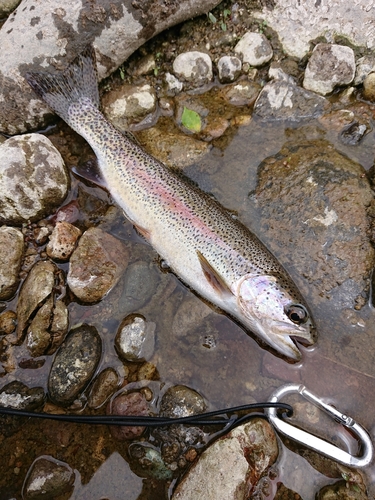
top-left (26, 46), bottom-right (316, 360)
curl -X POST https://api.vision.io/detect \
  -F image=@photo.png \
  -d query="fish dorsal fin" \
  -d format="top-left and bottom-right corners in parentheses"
top-left (72, 157), bottom-right (108, 188)
top-left (197, 250), bottom-right (233, 296)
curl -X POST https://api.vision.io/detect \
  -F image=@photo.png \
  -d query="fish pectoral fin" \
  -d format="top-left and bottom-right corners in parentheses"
top-left (134, 223), bottom-right (151, 240)
top-left (72, 158), bottom-right (108, 188)
top-left (197, 250), bottom-right (233, 297)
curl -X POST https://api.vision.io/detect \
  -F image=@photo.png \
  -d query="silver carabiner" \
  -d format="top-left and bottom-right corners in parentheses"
top-left (266, 383), bottom-right (374, 468)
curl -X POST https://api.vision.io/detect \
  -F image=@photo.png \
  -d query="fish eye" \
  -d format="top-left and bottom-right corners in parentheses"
top-left (285, 304), bottom-right (308, 324)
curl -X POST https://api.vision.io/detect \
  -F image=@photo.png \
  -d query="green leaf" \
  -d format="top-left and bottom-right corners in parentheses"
top-left (221, 22), bottom-right (227, 31)
top-left (223, 9), bottom-right (231, 18)
top-left (208, 12), bottom-right (217, 23)
top-left (181, 107), bottom-right (201, 132)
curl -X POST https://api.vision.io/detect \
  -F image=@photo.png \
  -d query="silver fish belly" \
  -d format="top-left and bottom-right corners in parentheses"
top-left (25, 46), bottom-right (316, 360)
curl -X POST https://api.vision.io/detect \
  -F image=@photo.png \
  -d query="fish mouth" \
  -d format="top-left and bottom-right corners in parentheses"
top-left (263, 323), bottom-right (316, 361)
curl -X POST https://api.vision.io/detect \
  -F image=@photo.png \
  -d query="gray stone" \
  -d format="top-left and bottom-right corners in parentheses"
top-left (234, 32), bottom-right (273, 67)
top-left (115, 314), bottom-right (156, 362)
top-left (67, 227), bottom-right (129, 303)
top-left (102, 83), bottom-right (157, 131)
top-left (129, 443), bottom-right (173, 481)
top-left (165, 72), bottom-right (184, 93)
top-left (22, 456), bottom-right (75, 500)
top-left (46, 221), bottom-right (82, 261)
top-left (219, 79), bottom-right (261, 106)
top-left (217, 56), bottom-right (242, 83)
top-left (254, 0), bottom-right (375, 59)
top-left (0, 134), bottom-right (69, 225)
top-left (0, 226), bottom-right (24, 300)
top-left (120, 260), bottom-right (160, 313)
top-left (48, 324), bottom-right (102, 406)
top-left (172, 418), bottom-right (278, 499)
top-left (173, 51), bottom-right (213, 84)
top-left (0, 0), bottom-right (221, 134)
top-left (254, 68), bottom-right (330, 121)
top-left (303, 44), bottom-right (356, 96)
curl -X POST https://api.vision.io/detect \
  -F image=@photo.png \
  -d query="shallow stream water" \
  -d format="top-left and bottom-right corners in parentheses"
top-left (1, 114), bottom-right (375, 498)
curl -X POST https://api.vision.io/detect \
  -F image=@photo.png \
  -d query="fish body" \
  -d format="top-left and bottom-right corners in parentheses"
top-left (26, 47), bottom-right (316, 359)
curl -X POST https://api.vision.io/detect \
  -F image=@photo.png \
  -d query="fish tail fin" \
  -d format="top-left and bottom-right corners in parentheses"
top-left (25, 45), bottom-right (99, 123)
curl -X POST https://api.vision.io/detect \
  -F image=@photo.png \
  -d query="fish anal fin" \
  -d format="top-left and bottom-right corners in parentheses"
top-left (134, 223), bottom-right (151, 240)
top-left (197, 251), bottom-right (232, 296)
top-left (72, 157), bottom-right (107, 188)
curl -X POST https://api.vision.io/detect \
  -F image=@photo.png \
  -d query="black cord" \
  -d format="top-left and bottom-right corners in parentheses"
top-left (0, 402), bottom-right (292, 428)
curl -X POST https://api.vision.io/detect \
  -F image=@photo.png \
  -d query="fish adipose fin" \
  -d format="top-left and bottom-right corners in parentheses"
top-left (197, 251), bottom-right (233, 296)
top-left (25, 45), bottom-right (99, 123)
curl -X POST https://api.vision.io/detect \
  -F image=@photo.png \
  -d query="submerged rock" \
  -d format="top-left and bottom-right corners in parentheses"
top-left (303, 44), bottom-right (356, 96)
top-left (67, 227), bottom-right (129, 303)
top-left (46, 221), bottom-right (82, 261)
top-left (317, 480), bottom-right (368, 499)
top-left (0, 226), bottom-right (24, 300)
top-left (0, 134), bottom-right (69, 225)
top-left (107, 391), bottom-right (148, 441)
top-left (48, 324), bottom-right (102, 406)
top-left (115, 314), bottom-right (156, 362)
top-left (255, 139), bottom-right (375, 309)
top-left (254, 68), bottom-right (330, 121)
top-left (129, 443), bottom-right (173, 481)
top-left (172, 418), bottom-right (278, 499)
top-left (160, 385), bottom-right (206, 418)
top-left (22, 456), bottom-right (75, 500)
top-left (87, 367), bottom-right (119, 409)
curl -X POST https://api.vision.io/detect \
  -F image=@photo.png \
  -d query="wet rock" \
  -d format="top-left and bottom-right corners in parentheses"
top-left (46, 221), bottom-right (82, 261)
top-left (137, 125), bottom-right (210, 169)
top-left (132, 54), bottom-right (156, 77)
top-left (0, 0), bottom-right (21, 17)
top-left (48, 324), bottom-right (102, 406)
top-left (120, 260), bottom-right (160, 313)
top-left (0, 226), bottom-right (24, 300)
top-left (363, 73), bottom-right (375, 102)
top-left (234, 32), bottom-right (273, 67)
top-left (107, 391), bottom-right (148, 440)
top-left (254, 67), bottom-right (330, 121)
top-left (26, 297), bottom-right (68, 357)
top-left (67, 227), bottom-right (129, 303)
top-left (129, 443), bottom-right (173, 480)
top-left (220, 80), bottom-right (261, 106)
top-left (217, 56), bottom-right (242, 83)
top-left (22, 456), bottom-right (75, 500)
top-left (255, 139), bottom-right (375, 309)
top-left (354, 56), bottom-right (375, 85)
top-left (102, 84), bottom-right (157, 131)
top-left (172, 418), bottom-right (278, 499)
top-left (172, 294), bottom-right (213, 339)
top-left (303, 44), bottom-right (356, 96)
top-left (339, 121), bottom-right (367, 145)
top-left (16, 260), bottom-right (62, 343)
top-left (0, 310), bottom-right (17, 335)
top-left (115, 314), bottom-right (156, 363)
top-left (0, 381), bottom-right (45, 437)
top-left (0, 134), bottom-right (69, 224)
top-left (173, 51), bottom-right (213, 84)
top-left (0, 0), bottom-right (222, 134)
top-left (137, 361), bottom-right (158, 381)
top-left (274, 483), bottom-right (303, 499)
top-left (160, 385), bottom-right (206, 418)
top-left (87, 367), bottom-right (119, 409)
top-left (317, 480), bottom-right (368, 500)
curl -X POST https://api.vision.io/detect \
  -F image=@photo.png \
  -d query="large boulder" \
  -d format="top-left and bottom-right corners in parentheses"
top-left (0, 0), bottom-right (221, 134)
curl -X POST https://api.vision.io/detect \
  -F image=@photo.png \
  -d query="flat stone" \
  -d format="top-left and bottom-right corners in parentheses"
top-left (0, 226), bottom-right (24, 300)
top-left (0, 134), bottom-right (69, 225)
top-left (303, 44), bottom-right (356, 96)
top-left (234, 32), bottom-right (273, 67)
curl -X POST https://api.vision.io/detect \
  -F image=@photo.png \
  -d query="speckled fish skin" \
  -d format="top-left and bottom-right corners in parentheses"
top-left (25, 46), bottom-right (316, 360)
